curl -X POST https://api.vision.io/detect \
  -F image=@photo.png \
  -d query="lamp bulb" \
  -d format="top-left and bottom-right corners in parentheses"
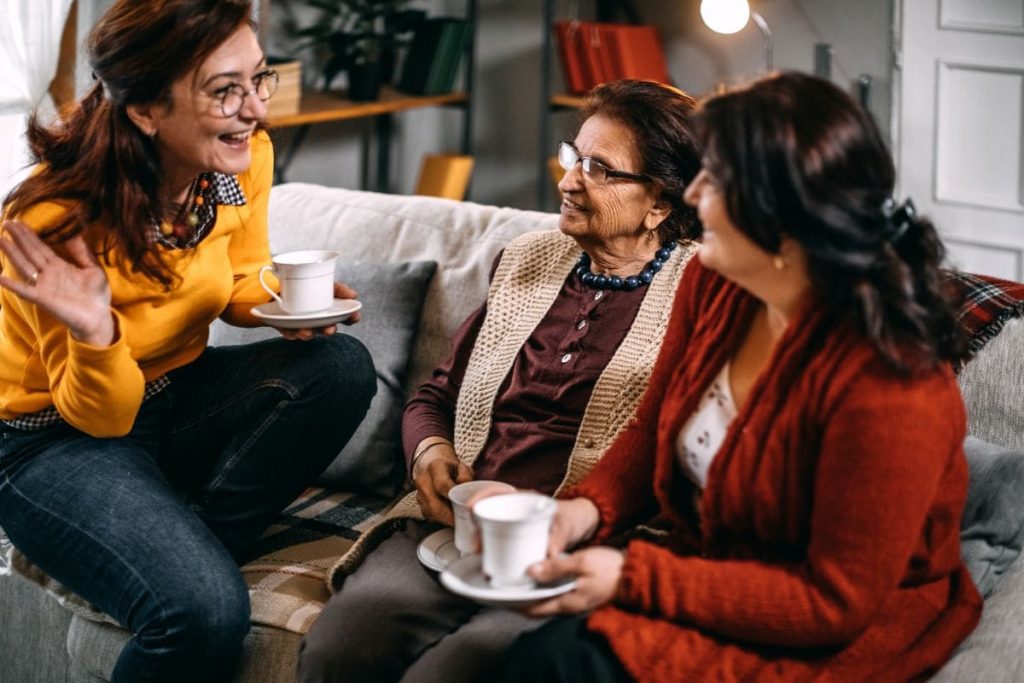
top-left (700, 0), bottom-right (751, 35)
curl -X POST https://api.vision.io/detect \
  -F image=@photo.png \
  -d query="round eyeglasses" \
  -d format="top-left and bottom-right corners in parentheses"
top-left (557, 141), bottom-right (652, 185)
top-left (213, 69), bottom-right (279, 117)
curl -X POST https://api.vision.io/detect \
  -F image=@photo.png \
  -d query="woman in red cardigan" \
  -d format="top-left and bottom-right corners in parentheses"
top-left (498, 72), bottom-right (983, 682)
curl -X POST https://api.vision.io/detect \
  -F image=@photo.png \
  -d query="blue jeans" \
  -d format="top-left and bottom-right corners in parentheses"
top-left (0, 333), bottom-right (376, 683)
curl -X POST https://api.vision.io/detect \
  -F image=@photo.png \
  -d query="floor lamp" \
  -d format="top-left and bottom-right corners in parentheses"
top-left (700, 0), bottom-right (773, 72)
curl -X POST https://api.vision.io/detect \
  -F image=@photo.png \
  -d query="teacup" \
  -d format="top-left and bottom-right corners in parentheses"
top-left (448, 480), bottom-right (515, 556)
top-left (472, 492), bottom-right (557, 589)
top-left (258, 250), bottom-right (337, 314)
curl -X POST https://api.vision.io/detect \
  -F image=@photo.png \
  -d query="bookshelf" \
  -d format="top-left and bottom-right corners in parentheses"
top-left (265, 0), bottom-right (477, 193)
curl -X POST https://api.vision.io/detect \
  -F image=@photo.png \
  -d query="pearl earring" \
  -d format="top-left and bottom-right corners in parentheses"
top-left (773, 255), bottom-right (786, 270)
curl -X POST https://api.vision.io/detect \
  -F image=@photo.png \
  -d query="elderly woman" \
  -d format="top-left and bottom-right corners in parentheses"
top-left (0, 1), bottom-right (376, 681)
top-left (298, 79), bottom-right (701, 683)
top-left (501, 72), bottom-right (982, 682)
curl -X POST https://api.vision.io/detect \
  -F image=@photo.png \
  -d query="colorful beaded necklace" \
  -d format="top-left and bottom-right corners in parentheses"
top-left (575, 239), bottom-right (678, 291)
top-left (158, 174), bottom-right (213, 248)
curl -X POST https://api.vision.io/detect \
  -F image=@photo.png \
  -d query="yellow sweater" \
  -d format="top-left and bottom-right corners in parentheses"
top-left (0, 131), bottom-right (275, 437)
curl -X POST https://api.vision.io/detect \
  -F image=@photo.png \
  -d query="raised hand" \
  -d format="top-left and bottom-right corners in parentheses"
top-left (0, 220), bottom-right (115, 347)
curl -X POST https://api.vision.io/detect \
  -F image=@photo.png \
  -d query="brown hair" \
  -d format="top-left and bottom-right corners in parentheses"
top-left (2, 0), bottom-right (255, 287)
top-left (694, 71), bottom-right (964, 373)
top-left (580, 79), bottom-right (701, 243)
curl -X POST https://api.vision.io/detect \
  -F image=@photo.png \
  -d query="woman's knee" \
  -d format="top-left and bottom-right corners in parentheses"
top-left (139, 565), bottom-right (251, 659)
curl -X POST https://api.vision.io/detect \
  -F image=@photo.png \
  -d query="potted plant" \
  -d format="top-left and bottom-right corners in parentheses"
top-left (296, 0), bottom-right (425, 101)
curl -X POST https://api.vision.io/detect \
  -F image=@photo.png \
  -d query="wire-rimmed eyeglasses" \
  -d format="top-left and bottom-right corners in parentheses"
top-left (557, 141), bottom-right (652, 185)
top-left (213, 69), bottom-right (279, 117)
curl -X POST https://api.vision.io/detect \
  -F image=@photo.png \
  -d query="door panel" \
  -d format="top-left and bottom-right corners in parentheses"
top-left (896, 0), bottom-right (1024, 280)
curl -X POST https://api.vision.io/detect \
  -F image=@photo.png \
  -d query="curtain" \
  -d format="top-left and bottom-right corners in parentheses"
top-left (0, 0), bottom-right (74, 196)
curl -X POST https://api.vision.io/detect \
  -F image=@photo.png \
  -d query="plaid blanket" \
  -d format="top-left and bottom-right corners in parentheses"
top-left (239, 487), bottom-right (396, 634)
top-left (945, 270), bottom-right (1024, 367)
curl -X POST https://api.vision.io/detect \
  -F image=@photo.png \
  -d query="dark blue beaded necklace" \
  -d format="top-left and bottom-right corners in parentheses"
top-left (575, 240), bottom-right (677, 291)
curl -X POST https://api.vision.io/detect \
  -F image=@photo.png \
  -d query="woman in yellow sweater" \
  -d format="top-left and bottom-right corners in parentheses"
top-left (0, 1), bottom-right (376, 681)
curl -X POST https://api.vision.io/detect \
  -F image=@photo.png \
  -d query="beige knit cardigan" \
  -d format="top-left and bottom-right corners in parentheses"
top-left (327, 229), bottom-right (695, 590)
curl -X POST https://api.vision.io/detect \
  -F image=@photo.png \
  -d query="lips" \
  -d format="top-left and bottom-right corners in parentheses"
top-left (218, 131), bottom-right (251, 146)
top-left (561, 197), bottom-right (587, 213)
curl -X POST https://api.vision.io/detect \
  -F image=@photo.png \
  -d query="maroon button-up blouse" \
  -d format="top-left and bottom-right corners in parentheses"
top-left (402, 269), bottom-right (647, 496)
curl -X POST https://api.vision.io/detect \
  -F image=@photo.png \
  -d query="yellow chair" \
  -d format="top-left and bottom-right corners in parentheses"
top-left (414, 154), bottom-right (474, 201)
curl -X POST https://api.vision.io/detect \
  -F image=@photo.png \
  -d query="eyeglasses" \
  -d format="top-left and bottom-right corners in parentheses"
top-left (557, 141), bottom-right (652, 185)
top-left (212, 69), bottom-right (279, 117)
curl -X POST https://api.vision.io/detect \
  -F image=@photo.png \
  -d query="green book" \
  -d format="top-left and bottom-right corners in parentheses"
top-left (399, 18), bottom-right (470, 96)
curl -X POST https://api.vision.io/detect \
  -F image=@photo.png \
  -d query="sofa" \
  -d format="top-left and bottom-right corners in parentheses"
top-left (1, 182), bottom-right (1022, 682)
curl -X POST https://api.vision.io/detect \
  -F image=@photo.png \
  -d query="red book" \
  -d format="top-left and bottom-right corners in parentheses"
top-left (553, 21), bottom-right (587, 95)
top-left (577, 22), bottom-right (608, 90)
top-left (605, 25), bottom-right (670, 83)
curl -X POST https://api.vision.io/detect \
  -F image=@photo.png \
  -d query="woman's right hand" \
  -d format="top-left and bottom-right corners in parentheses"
top-left (547, 497), bottom-right (601, 556)
top-left (0, 221), bottom-right (115, 347)
top-left (412, 440), bottom-right (472, 526)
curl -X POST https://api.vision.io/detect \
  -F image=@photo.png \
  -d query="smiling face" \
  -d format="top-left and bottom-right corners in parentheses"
top-left (135, 22), bottom-right (267, 192)
top-left (557, 115), bottom-right (668, 254)
top-left (683, 168), bottom-right (778, 282)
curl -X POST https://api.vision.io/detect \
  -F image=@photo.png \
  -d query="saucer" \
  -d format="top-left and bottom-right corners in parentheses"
top-left (440, 554), bottom-right (576, 609)
top-left (417, 528), bottom-right (461, 573)
top-left (251, 299), bottom-right (361, 329)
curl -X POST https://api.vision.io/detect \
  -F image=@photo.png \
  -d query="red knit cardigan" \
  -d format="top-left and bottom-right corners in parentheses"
top-left (571, 261), bottom-right (983, 682)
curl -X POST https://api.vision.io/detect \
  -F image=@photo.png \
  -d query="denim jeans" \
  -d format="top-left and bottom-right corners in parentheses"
top-left (0, 333), bottom-right (376, 683)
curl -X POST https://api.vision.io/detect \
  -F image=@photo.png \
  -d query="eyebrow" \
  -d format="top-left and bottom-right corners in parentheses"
top-left (201, 56), bottom-right (267, 88)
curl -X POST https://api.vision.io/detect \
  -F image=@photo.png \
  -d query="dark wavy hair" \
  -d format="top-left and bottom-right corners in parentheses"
top-left (694, 71), bottom-right (964, 373)
top-left (2, 0), bottom-right (255, 287)
top-left (580, 79), bottom-right (701, 243)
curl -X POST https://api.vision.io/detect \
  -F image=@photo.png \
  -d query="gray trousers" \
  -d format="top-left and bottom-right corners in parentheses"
top-left (297, 520), bottom-right (548, 683)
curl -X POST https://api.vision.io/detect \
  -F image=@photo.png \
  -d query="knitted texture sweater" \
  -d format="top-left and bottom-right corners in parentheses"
top-left (573, 260), bottom-right (983, 682)
top-left (328, 230), bottom-right (694, 588)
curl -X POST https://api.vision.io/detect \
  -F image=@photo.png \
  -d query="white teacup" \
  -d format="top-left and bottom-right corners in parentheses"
top-left (448, 480), bottom-right (515, 557)
top-left (258, 250), bottom-right (338, 314)
top-left (472, 492), bottom-right (557, 589)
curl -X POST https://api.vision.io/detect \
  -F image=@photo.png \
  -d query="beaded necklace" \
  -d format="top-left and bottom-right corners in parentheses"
top-left (575, 239), bottom-right (678, 291)
top-left (157, 174), bottom-right (213, 248)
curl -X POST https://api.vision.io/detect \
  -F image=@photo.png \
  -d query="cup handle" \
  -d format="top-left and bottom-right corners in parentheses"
top-left (258, 265), bottom-right (284, 307)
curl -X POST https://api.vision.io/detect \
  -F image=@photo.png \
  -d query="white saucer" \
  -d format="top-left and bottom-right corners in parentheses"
top-left (440, 554), bottom-right (576, 609)
top-left (251, 299), bottom-right (361, 329)
top-left (417, 528), bottom-right (461, 572)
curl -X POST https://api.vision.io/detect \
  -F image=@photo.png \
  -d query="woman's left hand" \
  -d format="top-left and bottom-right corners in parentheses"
top-left (276, 281), bottom-right (361, 341)
top-left (521, 546), bottom-right (625, 617)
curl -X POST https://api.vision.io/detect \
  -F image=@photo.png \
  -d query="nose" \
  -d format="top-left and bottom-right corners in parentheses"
top-left (682, 170), bottom-right (704, 207)
top-left (239, 89), bottom-right (268, 121)
top-left (557, 159), bottom-right (584, 193)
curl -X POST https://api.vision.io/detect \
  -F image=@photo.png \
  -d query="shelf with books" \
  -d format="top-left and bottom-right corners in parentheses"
top-left (265, 0), bottom-right (477, 193)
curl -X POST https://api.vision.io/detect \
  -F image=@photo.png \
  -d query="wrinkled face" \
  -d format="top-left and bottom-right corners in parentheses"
top-left (683, 168), bottom-right (777, 281)
top-left (148, 23), bottom-right (268, 182)
top-left (557, 115), bottom-right (664, 248)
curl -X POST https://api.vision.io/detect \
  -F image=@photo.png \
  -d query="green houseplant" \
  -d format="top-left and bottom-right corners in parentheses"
top-left (296, 0), bottom-right (425, 101)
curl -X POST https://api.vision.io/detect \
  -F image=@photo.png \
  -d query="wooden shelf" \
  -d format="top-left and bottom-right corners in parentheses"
top-left (550, 94), bottom-right (586, 110)
top-left (269, 86), bottom-right (469, 129)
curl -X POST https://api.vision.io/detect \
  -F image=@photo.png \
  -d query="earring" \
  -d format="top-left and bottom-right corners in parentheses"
top-left (773, 255), bottom-right (786, 270)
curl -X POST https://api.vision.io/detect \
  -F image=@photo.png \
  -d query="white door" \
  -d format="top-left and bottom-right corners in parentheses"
top-left (894, 0), bottom-right (1024, 280)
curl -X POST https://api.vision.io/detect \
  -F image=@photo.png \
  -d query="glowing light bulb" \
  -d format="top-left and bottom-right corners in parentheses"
top-left (700, 0), bottom-right (751, 35)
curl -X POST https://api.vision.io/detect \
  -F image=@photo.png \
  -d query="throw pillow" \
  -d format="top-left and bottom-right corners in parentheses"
top-left (960, 435), bottom-right (1024, 598)
top-left (209, 260), bottom-right (437, 498)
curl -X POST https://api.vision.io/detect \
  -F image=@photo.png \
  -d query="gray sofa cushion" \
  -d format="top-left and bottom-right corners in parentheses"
top-left (210, 260), bottom-right (437, 497)
top-left (960, 436), bottom-right (1024, 598)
